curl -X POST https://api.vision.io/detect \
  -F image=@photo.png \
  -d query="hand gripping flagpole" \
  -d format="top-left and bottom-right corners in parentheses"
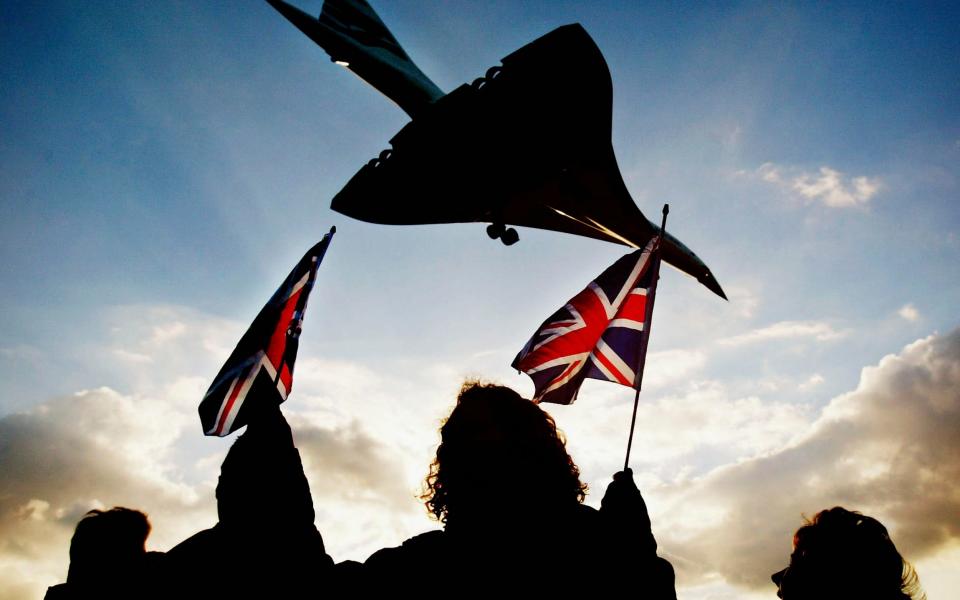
top-left (624, 205), bottom-right (668, 471)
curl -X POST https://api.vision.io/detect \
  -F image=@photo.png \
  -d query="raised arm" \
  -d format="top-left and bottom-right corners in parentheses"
top-left (600, 468), bottom-right (676, 600)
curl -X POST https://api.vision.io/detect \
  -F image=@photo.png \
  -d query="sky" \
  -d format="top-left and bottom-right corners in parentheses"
top-left (1, 1), bottom-right (958, 598)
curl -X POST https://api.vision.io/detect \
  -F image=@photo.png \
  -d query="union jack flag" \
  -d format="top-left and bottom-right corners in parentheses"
top-left (512, 237), bottom-right (661, 404)
top-left (199, 227), bottom-right (335, 436)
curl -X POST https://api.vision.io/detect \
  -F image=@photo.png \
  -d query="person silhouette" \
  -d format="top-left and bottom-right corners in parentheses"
top-left (335, 381), bottom-right (676, 597)
top-left (45, 507), bottom-right (163, 600)
top-left (165, 399), bottom-right (332, 596)
top-left (772, 506), bottom-right (925, 600)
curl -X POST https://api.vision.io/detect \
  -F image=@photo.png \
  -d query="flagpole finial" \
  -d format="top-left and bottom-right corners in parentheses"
top-left (329, 225), bottom-right (337, 234)
top-left (660, 204), bottom-right (669, 233)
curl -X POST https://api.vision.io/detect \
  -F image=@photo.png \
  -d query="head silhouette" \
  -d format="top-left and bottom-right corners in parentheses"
top-left (66, 507), bottom-right (151, 587)
top-left (772, 507), bottom-right (925, 600)
top-left (422, 381), bottom-right (586, 530)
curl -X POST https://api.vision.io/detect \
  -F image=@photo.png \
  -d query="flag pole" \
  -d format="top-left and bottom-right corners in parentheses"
top-left (624, 205), bottom-right (668, 471)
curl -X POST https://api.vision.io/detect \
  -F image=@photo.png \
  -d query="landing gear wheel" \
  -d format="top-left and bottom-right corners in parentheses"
top-left (487, 223), bottom-right (506, 239)
top-left (500, 228), bottom-right (519, 246)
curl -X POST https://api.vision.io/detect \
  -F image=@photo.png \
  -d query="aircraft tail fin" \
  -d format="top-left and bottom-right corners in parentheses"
top-left (267, 0), bottom-right (443, 116)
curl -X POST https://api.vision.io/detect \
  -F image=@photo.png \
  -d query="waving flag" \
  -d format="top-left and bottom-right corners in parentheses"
top-left (512, 237), bottom-right (661, 405)
top-left (199, 227), bottom-right (335, 436)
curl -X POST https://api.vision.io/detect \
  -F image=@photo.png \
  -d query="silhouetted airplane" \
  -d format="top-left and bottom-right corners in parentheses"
top-left (267, 0), bottom-right (727, 299)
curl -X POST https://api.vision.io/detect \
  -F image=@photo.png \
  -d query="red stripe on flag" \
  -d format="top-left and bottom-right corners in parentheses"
top-left (617, 292), bottom-right (648, 321)
top-left (594, 350), bottom-right (631, 386)
top-left (265, 289), bottom-right (301, 370)
top-left (280, 363), bottom-right (292, 395)
top-left (549, 359), bottom-right (582, 389)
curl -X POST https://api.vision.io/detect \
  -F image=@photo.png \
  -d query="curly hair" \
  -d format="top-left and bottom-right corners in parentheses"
top-left (422, 381), bottom-right (587, 526)
top-left (783, 507), bottom-right (925, 600)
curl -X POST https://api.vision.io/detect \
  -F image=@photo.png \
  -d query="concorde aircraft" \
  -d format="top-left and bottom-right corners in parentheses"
top-left (267, 0), bottom-right (727, 299)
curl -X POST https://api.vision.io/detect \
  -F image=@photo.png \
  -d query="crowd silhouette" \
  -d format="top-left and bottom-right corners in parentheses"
top-left (46, 382), bottom-right (924, 599)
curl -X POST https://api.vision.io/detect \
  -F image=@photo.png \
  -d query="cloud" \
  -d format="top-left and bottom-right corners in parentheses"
top-left (725, 285), bottom-right (761, 319)
top-left (111, 348), bottom-right (154, 363)
top-left (755, 162), bottom-right (784, 184)
top-left (101, 305), bottom-right (245, 386)
top-left (294, 418), bottom-right (414, 508)
top-left (0, 386), bottom-right (211, 600)
top-left (899, 304), bottom-right (921, 322)
top-left (0, 305), bottom-right (455, 596)
top-left (0, 380), bottom-right (436, 598)
top-left (545, 377), bottom-right (813, 495)
top-left (643, 349), bottom-right (708, 389)
top-left (792, 167), bottom-right (880, 208)
top-left (628, 382), bottom-right (811, 469)
top-left (798, 373), bottom-right (825, 391)
top-left (744, 163), bottom-right (881, 208)
top-left (293, 417), bottom-right (433, 560)
top-left (655, 328), bottom-right (960, 590)
top-left (719, 320), bottom-right (847, 346)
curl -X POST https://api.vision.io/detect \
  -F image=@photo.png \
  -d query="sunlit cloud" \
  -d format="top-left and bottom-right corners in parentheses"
top-left (2, 304), bottom-right (957, 600)
top-left (655, 328), bottom-right (960, 591)
top-left (0, 386), bottom-right (213, 600)
top-left (899, 303), bottom-right (921, 322)
top-left (724, 285), bottom-right (761, 319)
top-left (742, 162), bottom-right (882, 208)
top-left (798, 373), bottom-right (825, 390)
top-left (793, 167), bottom-right (880, 208)
top-left (0, 367), bottom-right (449, 599)
top-left (643, 349), bottom-right (708, 389)
top-left (546, 377), bottom-right (813, 491)
top-left (111, 348), bottom-right (154, 363)
top-left (718, 320), bottom-right (847, 346)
